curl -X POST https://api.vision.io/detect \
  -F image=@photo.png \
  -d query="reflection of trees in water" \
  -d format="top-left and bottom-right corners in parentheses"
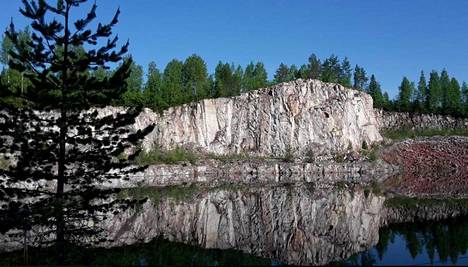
top-left (376, 217), bottom-right (468, 265)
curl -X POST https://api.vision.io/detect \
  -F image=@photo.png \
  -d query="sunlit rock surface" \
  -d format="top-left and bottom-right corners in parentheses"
top-left (126, 79), bottom-right (382, 157)
top-left (105, 184), bottom-right (384, 266)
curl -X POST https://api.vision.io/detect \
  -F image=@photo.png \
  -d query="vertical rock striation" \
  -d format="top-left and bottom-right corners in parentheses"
top-left (106, 184), bottom-right (385, 266)
top-left (136, 79), bottom-right (382, 157)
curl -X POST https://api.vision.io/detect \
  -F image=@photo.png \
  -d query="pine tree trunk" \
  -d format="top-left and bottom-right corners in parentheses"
top-left (56, 3), bottom-right (70, 264)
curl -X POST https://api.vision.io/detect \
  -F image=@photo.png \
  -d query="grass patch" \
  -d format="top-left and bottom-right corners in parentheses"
top-left (361, 146), bottom-right (380, 161)
top-left (134, 146), bottom-right (198, 165)
top-left (382, 127), bottom-right (468, 141)
top-left (206, 152), bottom-right (266, 163)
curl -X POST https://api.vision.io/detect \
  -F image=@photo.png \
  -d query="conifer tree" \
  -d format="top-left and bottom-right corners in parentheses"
top-left (416, 71), bottom-right (427, 112)
top-left (448, 77), bottom-right (462, 116)
top-left (182, 54), bottom-right (209, 101)
top-left (0, 1), bottom-right (154, 264)
top-left (338, 57), bottom-right (352, 87)
top-left (427, 71), bottom-right (441, 112)
top-left (273, 63), bottom-right (289, 84)
top-left (308, 53), bottom-right (321, 79)
top-left (143, 61), bottom-right (161, 109)
top-left (440, 69), bottom-right (451, 112)
top-left (367, 74), bottom-right (384, 108)
top-left (161, 59), bottom-right (184, 107)
top-left (321, 54), bottom-right (340, 83)
top-left (398, 77), bottom-right (412, 111)
top-left (353, 65), bottom-right (368, 90)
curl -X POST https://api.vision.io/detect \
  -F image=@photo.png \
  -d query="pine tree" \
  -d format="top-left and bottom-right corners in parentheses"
top-left (448, 78), bottom-right (462, 116)
top-left (353, 65), bottom-right (368, 90)
top-left (182, 54), bottom-right (209, 101)
top-left (242, 62), bottom-right (256, 92)
top-left (122, 59), bottom-right (144, 106)
top-left (0, 28), bottom-right (33, 96)
top-left (161, 59), bottom-right (184, 107)
top-left (253, 62), bottom-right (268, 89)
top-left (440, 69), bottom-right (451, 112)
top-left (416, 71), bottom-right (427, 112)
top-left (462, 82), bottom-right (468, 116)
top-left (367, 75), bottom-right (384, 108)
top-left (143, 61), bottom-right (161, 109)
top-left (398, 77), bottom-right (412, 111)
top-left (273, 63), bottom-right (289, 84)
top-left (338, 57), bottom-right (352, 88)
top-left (308, 53), bottom-right (321, 79)
top-left (321, 54), bottom-right (340, 83)
top-left (427, 71), bottom-right (441, 113)
top-left (287, 64), bottom-right (299, 81)
top-left (0, 0), bottom-right (153, 264)
top-left (298, 64), bottom-right (309, 79)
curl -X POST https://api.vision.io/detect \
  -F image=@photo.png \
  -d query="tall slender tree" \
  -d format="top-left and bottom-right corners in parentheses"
top-left (143, 61), bottom-right (161, 109)
top-left (367, 74), bottom-right (384, 108)
top-left (182, 54), bottom-right (209, 101)
top-left (0, 1), bottom-right (153, 264)
top-left (398, 77), bottom-right (412, 111)
top-left (427, 71), bottom-right (441, 112)
top-left (416, 71), bottom-right (427, 112)
top-left (273, 63), bottom-right (289, 84)
top-left (321, 54), bottom-right (340, 83)
top-left (338, 57), bottom-right (352, 88)
top-left (308, 53), bottom-right (321, 79)
top-left (440, 69), bottom-right (451, 112)
top-left (353, 65), bottom-right (368, 90)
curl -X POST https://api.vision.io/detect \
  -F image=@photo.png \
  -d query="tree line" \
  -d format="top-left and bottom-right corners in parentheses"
top-left (1, 30), bottom-right (467, 117)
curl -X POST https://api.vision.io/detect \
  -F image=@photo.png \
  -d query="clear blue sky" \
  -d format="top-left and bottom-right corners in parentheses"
top-left (2, 0), bottom-right (468, 98)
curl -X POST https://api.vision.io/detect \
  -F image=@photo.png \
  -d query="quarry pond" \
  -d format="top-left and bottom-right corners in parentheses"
top-left (2, 175), bottom-right (467, 266)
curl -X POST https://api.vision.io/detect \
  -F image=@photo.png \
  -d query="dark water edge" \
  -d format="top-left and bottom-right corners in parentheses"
top-left (0, 238), bottom-right (276, 266)
top-left (339, 215), bottom-right (468, 266)
top-left (1, 216), bottom-right (467, 266)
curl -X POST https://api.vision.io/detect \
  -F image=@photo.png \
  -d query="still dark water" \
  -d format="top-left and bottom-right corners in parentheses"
top-left (4, 217), bottom-right (465, 266)
top-left (0, 183), bottom-right (467, 266)
top-left (346, 217), bottom-right (468, 266)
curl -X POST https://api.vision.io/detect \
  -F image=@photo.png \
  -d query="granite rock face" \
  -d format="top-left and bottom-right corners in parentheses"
top-left (375, 109), bottom-right (468, 130)
top-left (132, 79), bottom-right (382, 157)
top-left (105, 184), bottom-right (385, 266)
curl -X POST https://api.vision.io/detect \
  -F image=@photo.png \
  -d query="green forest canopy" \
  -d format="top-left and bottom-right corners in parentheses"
top-left (1, 31), bottom-right (467, 117)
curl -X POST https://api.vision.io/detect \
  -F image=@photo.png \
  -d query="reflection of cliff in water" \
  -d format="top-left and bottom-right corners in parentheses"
top-left (106, 183), bottom-right (385, 266)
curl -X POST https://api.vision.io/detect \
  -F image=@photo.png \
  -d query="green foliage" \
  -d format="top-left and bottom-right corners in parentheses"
top-left (321, 54), bottom-right (340, 83)
top-left (367, 74), bottom-right (384, 108)
top-left (353, 64), bottom-right (368, 90)
top-left (183, 54), bottom-right (209, 101)
top-left (427, 70), bottom-right (441, 112)
top-left (338, 57), bottom-right (352, 87)
top-left (214, 62), bottom-right (241, 97)
top-left (135, 146), bottom-right (198, 165)
top-left (398, 77), bottom-right (412, 111)
top-left (308, 53), bottom-right (322, 79)
top-left (274, 63), bottom-right (290, 84)
top-left (382, 128), bottom-right (468, 141)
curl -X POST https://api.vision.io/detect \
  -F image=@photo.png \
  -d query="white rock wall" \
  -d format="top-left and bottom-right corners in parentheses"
top-left (136, 79), bottom-right (382, 157)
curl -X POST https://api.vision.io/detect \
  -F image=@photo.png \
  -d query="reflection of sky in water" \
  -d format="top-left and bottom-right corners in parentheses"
top-left (353, 232), bottom-right (468, 266)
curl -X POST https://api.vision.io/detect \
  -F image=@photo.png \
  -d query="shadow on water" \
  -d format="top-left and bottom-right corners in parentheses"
top-left (342, 216), bottom-right (468, 266)
top-left (0, 237), bottom-right (274, 266)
